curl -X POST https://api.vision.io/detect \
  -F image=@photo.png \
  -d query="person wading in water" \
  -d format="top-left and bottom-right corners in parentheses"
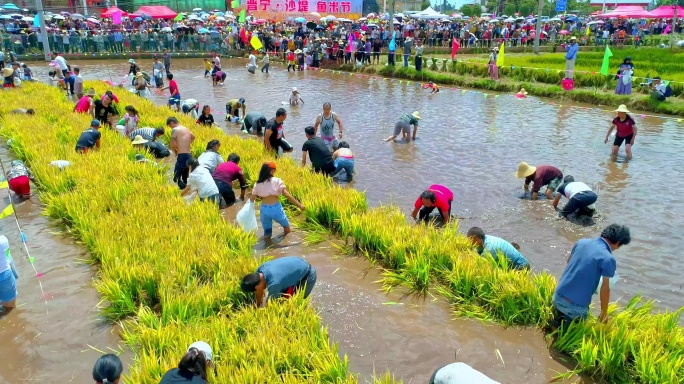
top-left (313, 102), bottom-right (344, 151)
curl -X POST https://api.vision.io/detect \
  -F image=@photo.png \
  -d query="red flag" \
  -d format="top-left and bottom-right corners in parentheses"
top-left (451, 38), bottom-right (460, 59)
top-left (240, 28), bottom-right (248, 44)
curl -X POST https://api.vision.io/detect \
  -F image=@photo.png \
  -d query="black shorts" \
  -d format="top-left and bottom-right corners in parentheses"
top-left (613, 134), bottom-right (633, 147)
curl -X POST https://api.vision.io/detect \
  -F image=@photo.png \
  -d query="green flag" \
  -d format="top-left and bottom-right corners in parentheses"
top-left (600, 46), bottom-right (613, 76)
top-left (231, 0), bottom-right (240, 8)
top-left (173, 13), bottom-right (183, 21)
top-left (238, 9), bottom-right (246, 23)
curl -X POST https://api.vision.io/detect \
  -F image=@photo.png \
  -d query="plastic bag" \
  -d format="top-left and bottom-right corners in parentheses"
top-left (236, 200), bottom-right (258, 232)
top-left (595, 273), bottom-right (619, 294)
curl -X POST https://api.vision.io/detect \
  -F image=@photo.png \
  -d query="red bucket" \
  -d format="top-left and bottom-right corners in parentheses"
top-left (562, 78), bottom-right (575, 91)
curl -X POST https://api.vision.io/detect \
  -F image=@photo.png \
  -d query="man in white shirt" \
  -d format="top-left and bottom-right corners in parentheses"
top-left (73, 66), bottom-right (84, 98)
top-left (429, 362), bottom-right (500, 384)
top-left (247, 50), bottom-right (257, 74)
top-left (553, 175), bottom-right (598, 219)
top-left (53, 53), bottom-right (68, 77)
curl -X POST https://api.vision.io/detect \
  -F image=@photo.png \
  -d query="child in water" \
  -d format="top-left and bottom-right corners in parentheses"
top-left (515, 88), bottom-right (528, 98)
top-left (289, 87), bottom-right (304, 105)
top-left (203, 59), bottom-right (212, 77)
top-left (425, 81), bottom-right (440, 94)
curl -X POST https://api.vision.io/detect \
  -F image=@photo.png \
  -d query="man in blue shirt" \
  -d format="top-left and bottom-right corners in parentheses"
top-left (466, 227), bottom-right (529, 270)
top-left (241, 256), bottom-right (316, 307)
top-left (554, 224), bottom-right (631, 323)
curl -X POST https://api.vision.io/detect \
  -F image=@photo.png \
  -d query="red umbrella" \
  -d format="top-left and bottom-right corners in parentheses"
top-left (255, 18), bottom-right (267, 24)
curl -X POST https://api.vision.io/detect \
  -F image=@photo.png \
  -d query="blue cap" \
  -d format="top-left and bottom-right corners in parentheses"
top-left (239, 98), bottom-right (245, 104)
top-left (91, 119), bottom-right (101, 127)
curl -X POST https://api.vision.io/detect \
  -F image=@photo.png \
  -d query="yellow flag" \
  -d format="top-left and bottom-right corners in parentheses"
top-left (250, 35), bottom-right (263, 51)
top-left (0, 180), bottom-right (7, 189)
top-left (496, 42), bottom-right (505, 67)
top-left (586, 25), bottom-right (592, 37)
top-left (0, 205), bottom-right (14, 219)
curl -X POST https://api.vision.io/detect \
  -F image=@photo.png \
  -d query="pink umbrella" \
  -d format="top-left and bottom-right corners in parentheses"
top-left (559, 30), bottom-right (570, 35)
top-left (255, 18), bottom-right (267, 24)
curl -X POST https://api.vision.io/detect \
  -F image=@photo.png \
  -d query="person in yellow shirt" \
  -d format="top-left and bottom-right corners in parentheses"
top-left (203, 59), bottom-right (212, 78)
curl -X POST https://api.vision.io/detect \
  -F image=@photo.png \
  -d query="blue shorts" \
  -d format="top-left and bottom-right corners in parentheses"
top-left (260, 202), bottom-right (289, 237)
top-left (169, 94), bottom-right (181, 105)
top-left (0, 268), bottom-right (17, 303)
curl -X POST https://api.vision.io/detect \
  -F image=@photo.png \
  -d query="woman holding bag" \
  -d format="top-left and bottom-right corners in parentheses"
top-left (615, 57), bottom-right (634, 95)
top-left (250, 162), bottom-right (305, 239)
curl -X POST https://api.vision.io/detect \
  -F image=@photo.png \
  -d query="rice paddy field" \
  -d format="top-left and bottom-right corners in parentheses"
top-left (1, 81), bottom-right (683, 383)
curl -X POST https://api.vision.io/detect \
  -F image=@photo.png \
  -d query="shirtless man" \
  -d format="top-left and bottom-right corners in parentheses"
top-left (313, 102), bottom-right (344, 151)
top-left (167, 117), bottom-right (195, 189)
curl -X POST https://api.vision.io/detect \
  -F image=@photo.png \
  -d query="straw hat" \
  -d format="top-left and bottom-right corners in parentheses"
top-left (2, 68), bottom-right (14, 77)
top-left (87, 88), bottom-right (96, 96)
top-left (569, 36), bottom-right (577, 41)
top-left (515, 162), bottom-right (537, 179)
top-left (136, 72), bottom-right (144, 78)
top-left (412, 111), bottom-right (422, 120)
top-left (518, 88), bottom-right (528, 95)
top-left (294, 49), bottom-right (302, 54)
top-left (292, 87), bottom-right (298, 92)
top-left (131, 135), bottom-right (148, 145)
top-left (614, 104), bottom-right (630, 113)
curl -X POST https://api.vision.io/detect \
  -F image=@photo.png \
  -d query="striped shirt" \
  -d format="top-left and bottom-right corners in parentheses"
top-left (129, 128), bottom-right (156, 141)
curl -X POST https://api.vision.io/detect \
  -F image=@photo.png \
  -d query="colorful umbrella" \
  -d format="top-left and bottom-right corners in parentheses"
top-left (558, 30), bottom-right (570, 35)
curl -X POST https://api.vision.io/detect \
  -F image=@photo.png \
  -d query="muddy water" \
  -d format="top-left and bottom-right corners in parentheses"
top-left (0, 148), bottom-right (129, 383)
top-left (237, 211), bottom-right (586, 384)
top-left (21, 58), bottom-right (681, 382)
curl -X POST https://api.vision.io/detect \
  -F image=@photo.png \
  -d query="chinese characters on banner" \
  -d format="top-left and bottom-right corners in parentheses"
top-left (246, 0), bottom-right (362, 19)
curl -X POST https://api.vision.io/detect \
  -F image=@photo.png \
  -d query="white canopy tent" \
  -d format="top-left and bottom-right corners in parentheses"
top-left (412, 6), bottom-right (449, 20)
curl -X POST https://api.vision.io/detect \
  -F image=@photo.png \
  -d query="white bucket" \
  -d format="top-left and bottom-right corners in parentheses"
top-left (115, 125), bottom-right (127, 136)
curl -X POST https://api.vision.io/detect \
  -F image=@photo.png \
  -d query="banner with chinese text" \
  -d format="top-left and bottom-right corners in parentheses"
top-left (245, 0), bottom-right (363, 21)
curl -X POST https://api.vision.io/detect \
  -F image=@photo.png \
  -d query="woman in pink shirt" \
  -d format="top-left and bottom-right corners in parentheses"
top-left (74, 88), bottom-right (96, 114)
top-left (250, 161), bottom-right (305, 238)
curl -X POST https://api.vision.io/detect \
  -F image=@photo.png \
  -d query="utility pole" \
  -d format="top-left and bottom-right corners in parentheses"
top-left (81, 0), bottom-right (89, 17)
top-left (671, 3), bottom-right (679, 48)
top-left (390, 0), bottom-right (395, 35)
top-left (533, 0), bottom-right (543, 53)
top-left (35, 0), bottom-right (51, 61)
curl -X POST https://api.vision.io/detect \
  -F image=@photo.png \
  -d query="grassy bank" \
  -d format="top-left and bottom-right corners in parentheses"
top-left (2, 82), bottom-right (683, 382)
top-left (330, 61), bottom-right (684, 117)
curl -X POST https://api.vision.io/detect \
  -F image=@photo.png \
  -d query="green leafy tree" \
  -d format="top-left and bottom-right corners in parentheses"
top-left (421, 0), bottom-right (431, 10)
top-left (460, 4), bottom-right (482, 17)
top-left (655, 0), bottom-right (679, 6)
top-left (504, 3), bottom-right (516, 15)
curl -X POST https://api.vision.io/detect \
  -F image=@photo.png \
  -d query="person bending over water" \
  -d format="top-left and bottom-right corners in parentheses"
top-left (467, 227), bottom-right (530, 270)
top-left (515, 162), bottom-right (563, 200)
top-left (553, 224), bottom-right (631, 324)
top-left (385, 111), bottom-right (421, 142)
top-left (412, 184), bottom-right (453, 224)
top-left (332, 141), bottom-right (355, 181)
top-left (605, 104), bottom-right (637, 159)
top-left (553, 175), bottom-right (597, 219)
